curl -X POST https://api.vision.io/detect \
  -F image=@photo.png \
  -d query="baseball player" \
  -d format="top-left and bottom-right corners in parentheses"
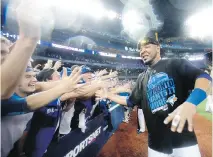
top-left (204, 52), bottom-right (213, 113)
top-left (96, 34), bottom-right (212, 157)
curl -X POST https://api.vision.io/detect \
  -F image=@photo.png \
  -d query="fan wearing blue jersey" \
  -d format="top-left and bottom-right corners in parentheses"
top-left (23, 68), bottom-right (63, 157)
top-left (1, 66), bottom-right (82, 157)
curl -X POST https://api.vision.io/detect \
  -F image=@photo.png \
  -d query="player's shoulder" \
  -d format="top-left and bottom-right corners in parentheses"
top-left (138, 72), bottom-right (144, 78)
top-left (168, 58), bottom-right (188, 63)
top-left (164, 58), bottom-right (189, 68)
top-left (137, 71), bottom-right (146, 80)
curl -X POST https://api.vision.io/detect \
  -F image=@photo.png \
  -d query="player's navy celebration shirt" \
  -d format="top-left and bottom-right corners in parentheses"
top-left (128, 59), bottom-right (205, 154)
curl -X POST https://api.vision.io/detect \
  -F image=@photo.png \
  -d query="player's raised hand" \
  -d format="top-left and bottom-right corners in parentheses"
top-left (164, 102), bottom-right (196, 133)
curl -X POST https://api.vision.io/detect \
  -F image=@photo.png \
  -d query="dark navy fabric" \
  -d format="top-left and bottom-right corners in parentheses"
top-left (99, 99), bottom-right (109, 116)
top-left (81, 99), bottom-right (93, 118)
top-left (1, 93), bottom-right (30, 117)
top-left (24, 99), bottom-right (61, 157)
top-left (99, 99), bottom-right (113, 132)
top-left (44, 114), bottom-right (107, 157)
top-left (197, 73), bottom-right (212, 82)
top-left (126, 97), bottom-right (134, 107)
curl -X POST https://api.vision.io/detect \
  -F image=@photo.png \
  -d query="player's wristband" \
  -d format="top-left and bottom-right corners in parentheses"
top-left (186, 88), bottom-right (207, 106)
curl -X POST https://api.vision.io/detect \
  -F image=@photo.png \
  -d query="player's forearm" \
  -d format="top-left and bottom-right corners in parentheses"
top-left (194, 78), bottom-right (212, 93)
top-left (26, 86), bottom-right (65, 110)
top-left (107, 93), bottom-right (128, 106)
top-left (1, 37), bottom-right (38, 99)
top-left (186, 77), bottom-right (212, 106)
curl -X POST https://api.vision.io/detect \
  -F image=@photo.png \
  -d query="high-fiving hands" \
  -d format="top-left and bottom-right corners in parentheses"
top-left (164, 102), bottom-right (196, 133)
top-left (95, 89), bottom-right (108, 99)
top-left (53, 60), bottom-right (63, 71)
top-left (95, 69), bottom-right (108, 77)
top-left (43, 60), bottom-right (53, 69)
top-left (59, 67), bottom-right (83, 93)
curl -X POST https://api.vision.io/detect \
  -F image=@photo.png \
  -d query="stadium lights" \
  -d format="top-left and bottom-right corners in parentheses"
top-left (185, 8), bottom-right (213, 38)
top-left (70, 0), bottom-right (116, 20)
top-left (86, 2), bottom-right (106, 19)
top-left (122, 55), bottom-right (141, 60)
top-left (2, 32), bottom-right (145, 60)
top-left (122, 10), bottom-right (142, 31)
top-left (107, 10), bottom-right (117, 19)
top-left (162, 57), bottom-right (168, 60)
top-left (99, 52), bottom-right (116, 57)
top-left (52, 43), bottom-right (85, 52)
top-left (188, 55), bottom-right (204, 61)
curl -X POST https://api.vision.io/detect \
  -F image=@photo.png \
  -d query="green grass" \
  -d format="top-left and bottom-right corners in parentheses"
top-left (197, 99), bottom-right (212, 121)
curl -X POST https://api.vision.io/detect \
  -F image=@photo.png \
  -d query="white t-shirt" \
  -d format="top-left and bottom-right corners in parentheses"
top-left (59, 102), bottom-right (75, 135)
top-left (1, 113), bottom-right (33, 157)
top-left (206, 95), bottom-right (213, 113)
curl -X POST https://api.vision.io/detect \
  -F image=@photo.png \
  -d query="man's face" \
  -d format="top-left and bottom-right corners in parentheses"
top-left (82, 72), bottom-right (93, 82)
top-left (1, 39), bottom-right (10, 63)
top-left (19, 71), bottom-right (37, 94)
top-left (140, 43), bottom-right (160, 65)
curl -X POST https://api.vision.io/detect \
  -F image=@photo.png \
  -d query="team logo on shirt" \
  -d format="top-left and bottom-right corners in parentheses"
top-left (46, 108), bottom-right (58, 114)
top-left (166, 94), bottom-right (178, 106)
top-left (147, 72), bottom-right (176, 114)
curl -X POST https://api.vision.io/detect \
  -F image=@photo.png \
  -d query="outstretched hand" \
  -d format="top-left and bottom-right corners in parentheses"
top-left (95, 89), bottom-right (108, 99)
top-left (60, 66), bottom-right (83, 93)
top-left (164, 102), bottom-right (196, 133)
top-left (96, 69), bottom-right (108, 77)
top-left (16, 0), bottom-right (42, 39)
top-left (43, 60), bottom-right (53, 69)
top-left (53, 60), bottom-right (63, 71)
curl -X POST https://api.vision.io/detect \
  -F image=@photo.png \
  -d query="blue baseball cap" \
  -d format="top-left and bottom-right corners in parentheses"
top-left (60, 66), bottom-right (93, 77)
top-left (81, 65), bottom-right (93, 74)
top-left (60, 67), bottom-right (72, 77)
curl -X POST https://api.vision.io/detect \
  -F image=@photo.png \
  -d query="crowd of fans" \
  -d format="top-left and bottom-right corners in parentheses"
top-left (2, 1), bottom-right (212, 157)
top-left (0, 3), bottom-right (136, 157)
top-left (44, 49), bottom-right (144, 69)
